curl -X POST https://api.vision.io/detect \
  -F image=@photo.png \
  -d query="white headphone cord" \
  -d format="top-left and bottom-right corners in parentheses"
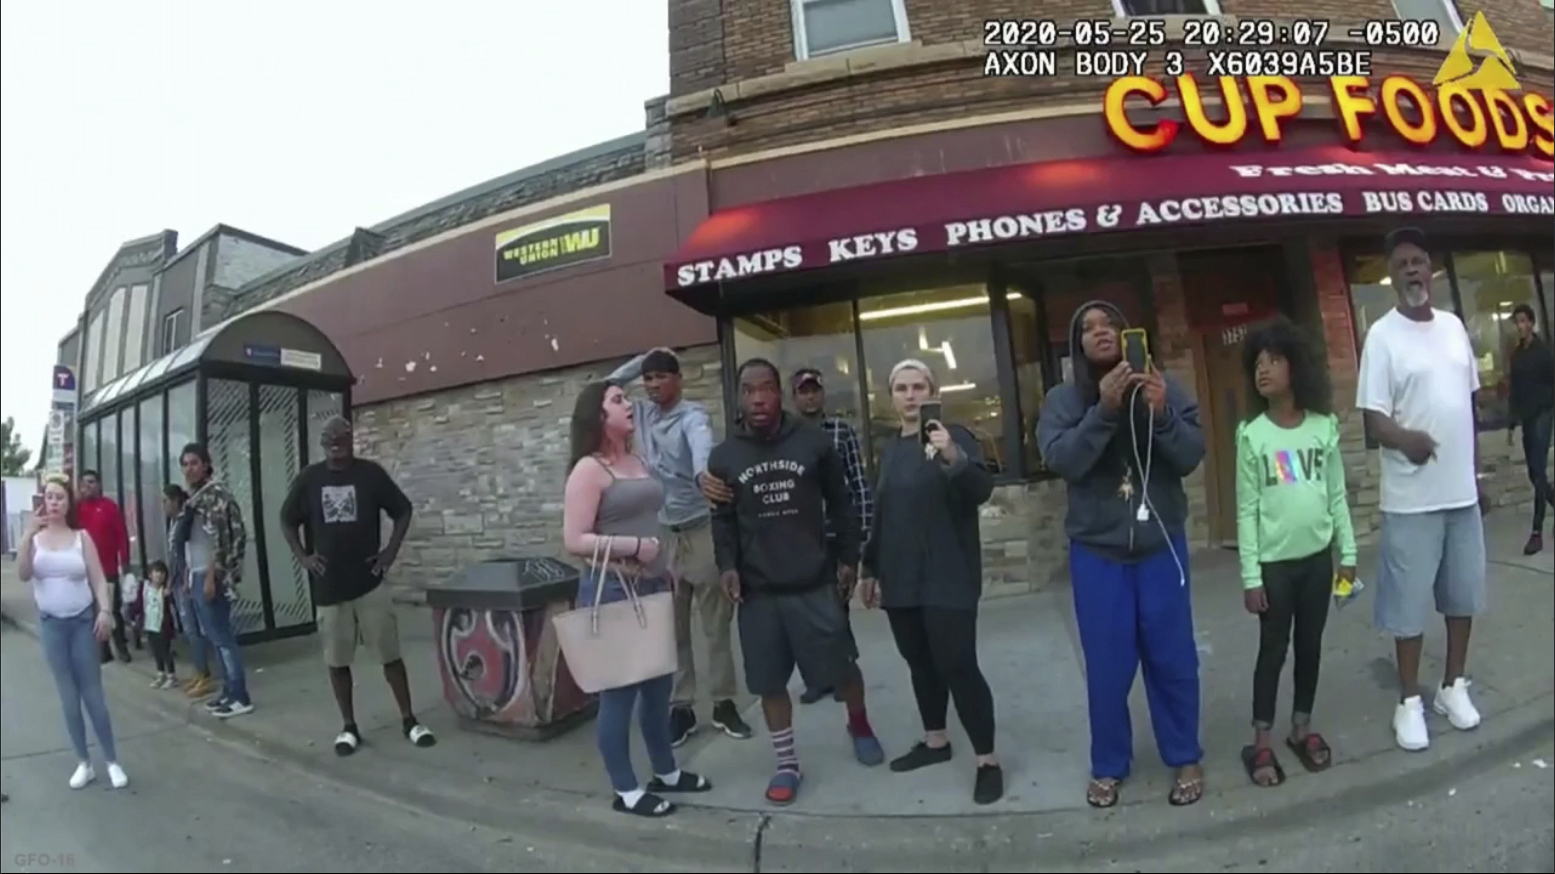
top-left (1129, 383), bottom-right (1187, 587)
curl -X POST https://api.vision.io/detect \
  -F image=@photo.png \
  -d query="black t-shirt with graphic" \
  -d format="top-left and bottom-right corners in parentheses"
top-left (280, 458), bottom-right (412, 606)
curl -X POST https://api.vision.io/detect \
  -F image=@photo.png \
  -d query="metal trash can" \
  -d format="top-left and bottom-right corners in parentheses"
top-left (425, 556), bottom-right (596, 740)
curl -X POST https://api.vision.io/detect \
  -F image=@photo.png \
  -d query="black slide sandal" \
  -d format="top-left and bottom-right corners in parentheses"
top-left (1286, 733), bottom-right (1333, 773)
top-left (646, 771), bottom-right (713, 793)
top-left (612, 793), bottom-right (677, 818)
top-left (1241, 745), bottom-right (1286, 787)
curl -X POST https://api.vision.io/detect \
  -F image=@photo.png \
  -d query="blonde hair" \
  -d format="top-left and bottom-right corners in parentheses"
top-left (888, 358), bottom-right (938, 393)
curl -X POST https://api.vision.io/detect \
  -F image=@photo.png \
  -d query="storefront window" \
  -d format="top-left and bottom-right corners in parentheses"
top-left (731, 301), bottom-right (866, 443)
top-left (1007, 258), bottom-right (1154, 473)
top-left (1452, 250), bottom-right (1541, 431)
top-left (856, 283), bottom-right (1006, 472)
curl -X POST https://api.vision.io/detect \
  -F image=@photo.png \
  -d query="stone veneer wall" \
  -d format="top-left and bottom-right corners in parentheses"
top-left (358, 249), bottom-right (1545, 603)
top-left (355, 346), bottom-right (726, 602)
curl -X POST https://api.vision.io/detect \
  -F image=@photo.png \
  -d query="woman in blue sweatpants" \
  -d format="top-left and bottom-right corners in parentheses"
top-left (1037, 300), bottom-right (1208, 809)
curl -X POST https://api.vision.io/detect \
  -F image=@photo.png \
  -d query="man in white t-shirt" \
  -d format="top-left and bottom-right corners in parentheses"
top-left (1355, 227), bottom-right (1490, 753)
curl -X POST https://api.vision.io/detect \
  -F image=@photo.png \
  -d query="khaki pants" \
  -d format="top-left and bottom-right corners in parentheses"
top-left (317, 584), bottom-right (402, 669)
top-left (665, 522), bottom-right (738, 707)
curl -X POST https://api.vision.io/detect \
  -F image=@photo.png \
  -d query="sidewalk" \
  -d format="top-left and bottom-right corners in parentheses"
top-left (2, 514), bottom-right (1551, 871)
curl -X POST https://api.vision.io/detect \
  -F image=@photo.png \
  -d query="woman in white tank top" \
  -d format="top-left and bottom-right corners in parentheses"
top-left (16, 475), bottom-right (129, 790)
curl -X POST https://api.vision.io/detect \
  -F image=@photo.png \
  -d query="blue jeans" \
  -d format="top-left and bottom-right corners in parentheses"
top-left (193, 591), bottom-right (250, 705)
top-left (39, 607), bottom-right (118, 762)
top-left (174, 584), bottom-right (211, 676)
top-left (1069, 534), bottom-right (1202, 780)
top-left (579, 568), bottom-right (677, 793)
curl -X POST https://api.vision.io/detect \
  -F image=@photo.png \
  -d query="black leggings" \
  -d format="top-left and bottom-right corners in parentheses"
top-left (1522, 409), bottom-right (1555, 532)
top-left (1252, 549), bottom-right (1332, 729)
top-left (885, 607), bottom-right (996, 755)
top-left (147, 631), bottom-right (175, 674)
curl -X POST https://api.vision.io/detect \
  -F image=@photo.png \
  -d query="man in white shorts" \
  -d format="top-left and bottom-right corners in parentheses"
top-left (1355, 227), bottom-right (1489, 752)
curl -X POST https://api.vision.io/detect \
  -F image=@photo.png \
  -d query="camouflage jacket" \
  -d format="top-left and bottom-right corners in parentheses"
top-left (186, 479), bottom-right (247, 595)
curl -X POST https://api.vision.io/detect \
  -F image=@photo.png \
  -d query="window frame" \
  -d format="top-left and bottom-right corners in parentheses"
top-left (1390, 0), bottom-right (1465, 33)
top-left (1110, 0), bottom-right (1223, 16)
top-left (161, 308), bottom-right (185, 356)
top-left (790, 0), bottom-right (912, 62)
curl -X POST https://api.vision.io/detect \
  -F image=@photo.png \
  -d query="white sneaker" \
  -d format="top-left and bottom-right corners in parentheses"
top-left (68, 762), bottom-right (95, 790)
top-left (1433, 677), bottom-right (1482, 730)
top-left (106, 763), bottom-right (129, 789)
top-left (150, 674), bottom-right (165, 688)
top-left (1394, 696), bottom-right (1430, 751)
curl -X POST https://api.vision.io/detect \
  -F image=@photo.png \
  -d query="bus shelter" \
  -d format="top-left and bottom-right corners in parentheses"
top-left (75, 310), bottom-right (354, 644)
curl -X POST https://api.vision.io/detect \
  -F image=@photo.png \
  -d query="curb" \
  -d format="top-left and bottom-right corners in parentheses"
top-left (7, 600), bottom-right (1552, 872)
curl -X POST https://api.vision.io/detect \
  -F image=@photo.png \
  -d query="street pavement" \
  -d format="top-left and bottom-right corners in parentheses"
top-left (1, 511), bottom-right (1550, 871)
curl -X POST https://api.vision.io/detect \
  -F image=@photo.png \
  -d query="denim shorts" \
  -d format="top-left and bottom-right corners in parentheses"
top-left (1374, 505), bottom-right (1487, 638)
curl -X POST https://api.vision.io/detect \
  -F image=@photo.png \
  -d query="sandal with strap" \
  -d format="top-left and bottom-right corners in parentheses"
top-left (1086, 777), bottom-right (1122, 809)
top-left (647, 771), bottom-right (713, 793)
top-left (1169, 767), bottom-right (1205, 807)
top-left (765, 770), bottom-right (802, 806)
top-left (1240, 745), bottom-right (1286, 787)
top-left (1286, 732), bottom-right (1333, 773)
top-left (612, 792), bottom-right (676, 818)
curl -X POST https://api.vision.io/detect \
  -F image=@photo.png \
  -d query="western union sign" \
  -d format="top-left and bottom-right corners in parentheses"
top-left (494, 204), bottom-right (612, 284)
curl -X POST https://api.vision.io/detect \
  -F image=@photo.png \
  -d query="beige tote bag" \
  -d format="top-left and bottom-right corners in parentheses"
top-left (553, 536), bottom-right (677, 694)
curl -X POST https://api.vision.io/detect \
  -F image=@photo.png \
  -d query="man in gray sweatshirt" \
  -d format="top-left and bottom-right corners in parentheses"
top-left (608, 348), bottom-right (752, 745)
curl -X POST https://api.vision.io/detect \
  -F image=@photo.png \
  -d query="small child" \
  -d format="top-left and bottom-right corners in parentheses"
top-left (1234, 317), bottom-right (1358, 788)
top-left (142, 561), bottom-right (179, 689)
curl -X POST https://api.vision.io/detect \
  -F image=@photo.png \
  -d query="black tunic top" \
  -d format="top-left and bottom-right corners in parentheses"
top-left (863, 425), bottom-right (995, 612)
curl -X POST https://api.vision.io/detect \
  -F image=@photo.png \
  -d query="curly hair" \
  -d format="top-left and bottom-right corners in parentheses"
top-left (1242, 317), bottom-right (1332, 418)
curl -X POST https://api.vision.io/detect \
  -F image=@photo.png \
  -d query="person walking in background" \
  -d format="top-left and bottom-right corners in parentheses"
top-left (1356, 228), bottom-right (1489, 753)
top-left (1234, 318), bottom-right (1357, 787)
top-left (1036, 301), bottom-right (1207, 809)
top-left (141, 560), bottom-right (179, 689)
top-left (17, 475), bottom-right (129, 790)
top-left (858, 359), bottom-right (1003, 805)
top-left (1507, 302), bottom-right (1555, 556)
top-left (280, 415), bottom-right (435, 755)
top-left (561, 380), bottom-right (712, 818)
top-left (608, 347), bottom-right (751, 745)
top-left (77, 469), bottom-right (131, 664)
top-left (175, 442), bottom-right (255, 719)
top-left (708, 359), bottom-right (879, 807)
top-left (164, 483), bottom-right (215, 699)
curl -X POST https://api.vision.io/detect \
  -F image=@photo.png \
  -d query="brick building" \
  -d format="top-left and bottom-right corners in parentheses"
top-left (65, 0), bottom-right (1555, 611)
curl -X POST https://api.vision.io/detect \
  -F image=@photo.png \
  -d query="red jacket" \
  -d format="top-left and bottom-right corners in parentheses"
top-left (78, 496), bottom-right (130, 576)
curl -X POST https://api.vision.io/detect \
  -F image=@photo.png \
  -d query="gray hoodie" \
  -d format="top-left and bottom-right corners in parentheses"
top-left (1034, 301), bottom-right (1205, 560)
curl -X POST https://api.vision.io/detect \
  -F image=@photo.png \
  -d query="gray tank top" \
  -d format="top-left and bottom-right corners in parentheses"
top-left (592, 458), bottom-right (667, 576)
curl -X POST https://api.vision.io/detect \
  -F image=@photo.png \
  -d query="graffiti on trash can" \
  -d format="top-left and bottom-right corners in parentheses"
top-left (438, 608), bottom-right (529, 719)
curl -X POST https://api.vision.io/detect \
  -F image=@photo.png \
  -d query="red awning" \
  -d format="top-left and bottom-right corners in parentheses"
top-left (664, 146), bottom-right (1554, 291)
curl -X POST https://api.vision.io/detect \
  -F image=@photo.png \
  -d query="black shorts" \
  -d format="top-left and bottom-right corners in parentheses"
top-left (737, 583), bottom-right (857, 698)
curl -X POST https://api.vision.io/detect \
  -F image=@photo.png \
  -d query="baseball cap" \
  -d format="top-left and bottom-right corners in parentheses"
top-left (792, 368), bottom-right (823, 389)
top-left (1383, 226), bottom-right (1429, 257)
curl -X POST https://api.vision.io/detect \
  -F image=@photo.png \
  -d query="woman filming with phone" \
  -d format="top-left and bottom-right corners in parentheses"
top-left (858, 358), bottom-right (1003, 805)
top-left (17, 475), bottom-right (129, 790)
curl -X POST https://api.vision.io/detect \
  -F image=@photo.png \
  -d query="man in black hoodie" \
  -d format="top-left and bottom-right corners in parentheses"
top-left (709, 359), bottom-right (882, 807)
top-left (1035, 300), bottom-right (1207, 809)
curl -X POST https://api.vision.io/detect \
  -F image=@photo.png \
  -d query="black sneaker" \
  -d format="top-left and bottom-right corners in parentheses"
top-left (711, 700), bottom-right (753, 739)
top-left (1524, 533), bottom-right (1544, 556)
top-left (973, 764), bottom-right (1004, 805)
top-left (669, 706), bottom-right (698, 748)
top-left (203, 696), bottom-right (231, 712)
top-left (889, 741), bottom-right (952, 773)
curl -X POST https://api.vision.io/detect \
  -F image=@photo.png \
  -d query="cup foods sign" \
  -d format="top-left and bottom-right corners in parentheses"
top-left (671, 158), bottom-right (1552, 288)
top-left (494, 204), bottom-right (612, 284)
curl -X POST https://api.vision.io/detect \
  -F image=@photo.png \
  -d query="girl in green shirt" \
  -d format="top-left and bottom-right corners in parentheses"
top-left (1235, 318), bottom-right (1358, 788)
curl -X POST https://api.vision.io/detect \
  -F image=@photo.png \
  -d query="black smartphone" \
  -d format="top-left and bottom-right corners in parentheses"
top-left (918, 402), bottom-right (943, 445)
top-left (1121, 328), bottom-right (1152, 373)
